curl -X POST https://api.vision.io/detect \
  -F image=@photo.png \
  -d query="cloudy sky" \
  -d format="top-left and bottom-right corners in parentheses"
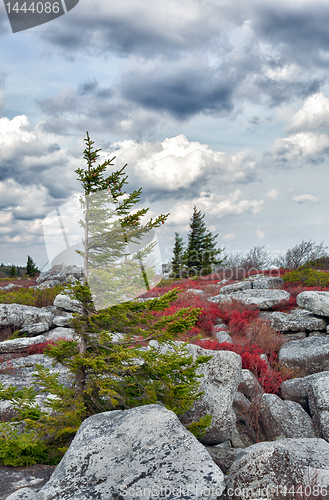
top-left (0, 0), bottom-right (329, 270)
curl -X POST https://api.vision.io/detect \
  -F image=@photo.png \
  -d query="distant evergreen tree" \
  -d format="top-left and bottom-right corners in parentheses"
top-left (9, 265), bottom-right (16, 277)
top-left (26, 256), bottom-right (39, 277)
top-left (183, 205), bottom-right (226, 276)
top-left (16, 266), bottom-right (20, 276)
top-left (171, 232), bottom-right (185, 278)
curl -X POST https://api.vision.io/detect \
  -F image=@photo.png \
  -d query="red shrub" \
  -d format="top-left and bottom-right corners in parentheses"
top-left (192, 338), bottom-right (289, 395)
top-left (23, 338), bottom-right (67, 357)
top-left (216, 300), bottom-right (259, 335)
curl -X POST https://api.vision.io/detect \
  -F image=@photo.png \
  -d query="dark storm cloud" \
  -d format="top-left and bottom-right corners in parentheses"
top-left (251, 4), bottom-right (329, 66)
top-left (120, 59), bottom-right (235, 119)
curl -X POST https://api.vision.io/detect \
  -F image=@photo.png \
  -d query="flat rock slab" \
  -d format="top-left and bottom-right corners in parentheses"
top-left (225, 438), bottom-right (329, 499)
top-left (0, 465), bottom-right (55, 500)
top-left (270, 309), bottom-right (327, 332)
top-left (297, 291), bottom-right (329, 318)
top-left (208, 289), bottom-right (290, 310)
top-left (0, 328), bottom-right (75, 354)
top-left (278, 336), bottom-right (329, 376)
top-left (34, 405), bottom-right (225, 500)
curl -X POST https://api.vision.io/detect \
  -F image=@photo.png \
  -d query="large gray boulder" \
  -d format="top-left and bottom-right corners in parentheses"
top-left (278, 336), bottom-right (329, 376)
top-left (36, 266), bottom-right (83, 284)
top-left (220, 281), bottom-right (252, 293)
top-left (259, 394), bottom-right (315, 440)
top-left (208, 289), bottom-right (290, 310)
top-left (0, 305), bottom-right (53, 330)
top-left (34, 405), bottom-right (225, 500)
top-left (296, 291), bottom-right (329, 317)
top-left (250, 276), bottom-right (284, 289)
top-left (281, 371), bottom-right (329, 409)
top-left (225, 439), bottom-right (329, 499)
top-left (178, 343), bottom-right (242, 445)
top-left (271, 309), bottom-right (327, 333)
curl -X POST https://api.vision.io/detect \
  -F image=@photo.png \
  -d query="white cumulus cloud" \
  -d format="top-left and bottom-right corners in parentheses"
top-left (292, 194), bottom-right (319, 203)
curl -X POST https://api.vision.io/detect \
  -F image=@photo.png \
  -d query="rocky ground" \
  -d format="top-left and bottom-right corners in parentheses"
top-left (1, 267), bottom-right (329, 499)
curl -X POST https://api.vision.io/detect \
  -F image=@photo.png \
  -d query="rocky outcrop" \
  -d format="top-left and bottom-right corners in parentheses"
top-left (0, 305), bottom-right (54, 331)
top-left (29, 405), bottom-right (225, 500)
top-left (296, 290), bottom-right (329, 317)
top-left (278, 336), bottom-right (329, 376)
top-left (308, 376), bottom-right (329, 438)
top-left (270, 309), bottom-right (327, 333)
top-left (238, 369), bottom-right (264, 399)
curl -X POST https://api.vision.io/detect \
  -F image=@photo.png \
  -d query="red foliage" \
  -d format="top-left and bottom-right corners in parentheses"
top-left (22, 338), bottom-right (67, 357)
top-left (192, 338), bottom-right (288, 395)
top-left (271, 295), bottom-right (297, 312)
top-left (217, 301), bottom-right (259, 335)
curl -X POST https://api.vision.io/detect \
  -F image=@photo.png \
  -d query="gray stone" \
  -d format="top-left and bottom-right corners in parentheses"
top-left (220, 281), bottom-right (252, 293)
top-left (186, 288), bottom-right (205, 297)
top-left (233, 391), bottom-right (251, 423)
top-left (0, 304), bottom-right (53, 330)
top-left (309, 377), bottom-right (329, 414)
top-left (278, 336), bottom-right (329, 376)
top-left (0, 328), bottom-right (75, 354)
top-left (53, 294), bottom-right (82, 313)
top-left (35, 405), bottom-right (225, 500)
top-left (0, 464), bottom-right (55, 500)
top-left (52, 314), bottom-right (73, 327)
top-left (238, 369), bottom-right (264, 399)
top-left (208, 289), bottom-right (290, 310)
top-left (33, 280), bottom-right (61, 290)
top-left (319, 411), bottom-right (329, 441)
top-left (226, 439), bottom-right (329, 499)
top-left (251, 277), bottom-right (284, 289)
top-left (0, 283), bottom-right (23, 291)
top-left (213, 330), bottom-right (233, 344)
top-left (204, 445), bottom-right (243, 474)
top-left (281, 371), bottom-right (329, 409)
top-left (296, 290), bottom-right (329, 317)
top-left (259, 394), bottom-right (315, 440)
top-left (20, 323), bottom-right (50, 336)
top-left (270, 309), bottom-right (327, 333)
top-left (179, 343), bottom-right (242, 445)
top-left (36, 266), bottom-right (83, 284)
top-left (4, 488), bottom-right (35, 500)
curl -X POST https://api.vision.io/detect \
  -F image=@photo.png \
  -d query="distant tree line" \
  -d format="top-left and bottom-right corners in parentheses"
top-left (0, 256), bottom-right (39, 278)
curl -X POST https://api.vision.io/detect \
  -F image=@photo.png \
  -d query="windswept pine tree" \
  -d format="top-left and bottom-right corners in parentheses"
top-left (0, 133), bottom-right (212, 466)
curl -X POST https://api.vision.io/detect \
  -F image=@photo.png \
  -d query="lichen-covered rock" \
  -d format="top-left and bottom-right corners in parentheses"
top-left (308, 377), bottom-right (329, 438)
top-left (281, 371), bottom-right (329, 409)
top-left (52, 314), bottom-right (73, 327)
top-left (225, 439), bottom-right (329, 499)
top-left (220, 281), bottom-right (252, 294)
top-left (204, 444), bottom-right (243, 474)
top-left (296, 291), bottom-right (329, 317)
top-left (278, 336), bottom-right (329, 376)
top-left (0, 304), bottom-right (53, 330)
top-left (238, 369), bottom-right (264, 399)
top-left (208, 289), bottom-right (290, 310)
top-left (213, 330), bottom-right (233, 344)
top-left (251, 277), bottom-right (284, 289)
top-left (320, 411), bottom-right (329, 441)
top-left (20, 323), bottom-right (50, 337)
top-left (179, 343), bottom-right (242, 445)
top-left (35, 405), bottom-right (225, 500)
top-left (270, 309), bottom-right (327, 333)
top-left (259, 394), bottom-right (315, 440)
top-left (53, 294), bottom-right (82, 313)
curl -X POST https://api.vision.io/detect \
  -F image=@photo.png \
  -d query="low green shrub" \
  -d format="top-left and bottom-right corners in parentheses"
top-left (0, 284), bottom-right (65, 307)
top-left (282, 268), bottom-right (329, 288)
